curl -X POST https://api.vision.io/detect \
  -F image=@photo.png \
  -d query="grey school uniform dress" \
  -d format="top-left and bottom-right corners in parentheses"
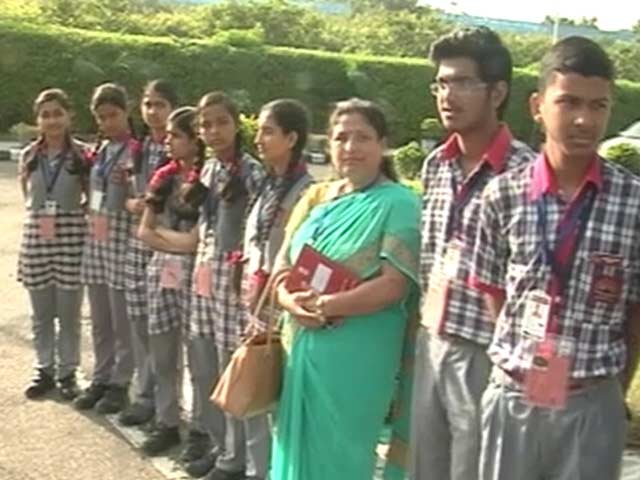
top-left (146, 171), bottom-right (197, 428)
top-left (187, 153), bottom-right (265, 464)
top-left (124, 138), bottom-right (167, 410)
top-left (234, 166), bottom-right (314, 479)
top-left (17, 140), bottom-right (88, 381)
top-left (80, 140), bottom-right (135, 388)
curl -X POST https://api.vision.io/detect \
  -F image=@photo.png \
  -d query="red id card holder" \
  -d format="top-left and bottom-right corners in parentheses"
top-left (160, 257), bottom-right (184, 290)
top-left (524, 335), bottom-right (575, 410)
top-left (193, 262), bottom-right (213, 298)
top-left (91, 214), bottom-right (109, 242)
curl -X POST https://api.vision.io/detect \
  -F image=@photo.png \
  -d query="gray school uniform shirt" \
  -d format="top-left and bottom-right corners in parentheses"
top-left (88, 140), bottom-right (134, 213)
top-left (21, 139), bottom-right (87, 211)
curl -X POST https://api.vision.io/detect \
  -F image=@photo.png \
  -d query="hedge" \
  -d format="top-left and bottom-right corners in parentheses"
top-left (2, 19), bottom-right (640, 145)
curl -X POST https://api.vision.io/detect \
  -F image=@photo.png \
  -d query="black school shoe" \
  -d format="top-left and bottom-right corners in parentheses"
top-left (185, 450), bottom-right (218, 478)
top-left (57, 373), bottom-right (80, 401)
top-left (118, 402), bottom-right (155, 426)
top-left (204, 468), bottom-right (245, 480)
top-left (74, 382), bottom-right (109, 410)
top-left (180, 429), bottom-right (211, 463)
top-left (141, 424), bottom-right (181, 456)
top-left (95, 384), bottom-right (129, 414)
top-left (24, 369), bottom-right (56, 399)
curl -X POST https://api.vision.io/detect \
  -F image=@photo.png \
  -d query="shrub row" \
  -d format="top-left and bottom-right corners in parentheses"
top-left (2, 19), bottom-right (639, 145)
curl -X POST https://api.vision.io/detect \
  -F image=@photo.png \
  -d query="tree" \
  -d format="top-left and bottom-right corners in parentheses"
top-left (346, 0), bottom-right (419, 13)
top-left (577, 16), bottom-right (598, 28)
top-left (633, 19), bottom-right (640, 34)
top-left (542, 15), bottom-right (598, 28)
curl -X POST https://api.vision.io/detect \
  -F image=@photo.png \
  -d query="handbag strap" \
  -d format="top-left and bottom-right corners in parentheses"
top-left (248, 200), bottom-right (301, 345)
top-left (249, 267), bottom-right (288, 346)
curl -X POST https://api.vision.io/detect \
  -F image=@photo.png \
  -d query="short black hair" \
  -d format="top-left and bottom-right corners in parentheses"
top-left (430, 27), bottom-right (512, 119)
top-left (538, 36), bottom-right (615, 91)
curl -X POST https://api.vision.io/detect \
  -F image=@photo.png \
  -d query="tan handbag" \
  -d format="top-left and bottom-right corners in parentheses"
top-left (210, 269), bottom-right (288, 419)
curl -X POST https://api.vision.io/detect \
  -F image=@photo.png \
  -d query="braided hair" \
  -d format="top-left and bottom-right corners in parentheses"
top-left (146, 107), bottom-right (206, 220)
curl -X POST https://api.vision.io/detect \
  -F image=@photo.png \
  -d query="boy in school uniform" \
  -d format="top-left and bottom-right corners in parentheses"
top-left (409, 27), bottom-right (534, 480)
top-left (470, 36), bottom-right (640, 480)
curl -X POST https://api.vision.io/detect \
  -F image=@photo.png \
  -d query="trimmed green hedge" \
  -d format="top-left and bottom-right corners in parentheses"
top-left (2, 19), bottom-right (640, 145)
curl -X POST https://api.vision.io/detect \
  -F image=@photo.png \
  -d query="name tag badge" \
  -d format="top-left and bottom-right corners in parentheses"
top-left (44, 200), bottom-right (57, 216)
top-left (193, 263), bottom-right (213, 298)
top-left (524, 335), bottom-right (575, 410)
top-left (420, 263), bottom-right (449, 333)
top-left (38, 216), bottom-right (56, 240)
top-left (90, 190), bottom-right (105, 212)
top-left (91, 214), bottom-right (109, 242)
top-left (522, 290), bottom-right (552, 341)
top-left (443, 241), bottom-right (464, 280)
top-left (160, 257), bottom-right (184, 290)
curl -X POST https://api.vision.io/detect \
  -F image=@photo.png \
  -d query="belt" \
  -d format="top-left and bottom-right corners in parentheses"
top-left (494, 367), bottom-right (610, 393)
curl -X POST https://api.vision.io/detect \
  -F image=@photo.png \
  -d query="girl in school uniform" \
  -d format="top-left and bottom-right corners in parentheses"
top-left (135, 92), bottom-right (266, 480)
top-left (243, 99), bottom-right (314, 314)
top-left (137, 106), bottom-right (204, 455)
top-left (75, 83), bottom-right (137, 414)
top-left (119, 79), bottom-right (177, 427)
top-left (237, 98), bottom-right (315, 480)
top-left (18, 88), bottom-right (89, 401)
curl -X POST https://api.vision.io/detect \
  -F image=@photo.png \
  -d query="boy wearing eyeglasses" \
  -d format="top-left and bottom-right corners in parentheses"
top-left (409, 27), bottom-right (534, 480)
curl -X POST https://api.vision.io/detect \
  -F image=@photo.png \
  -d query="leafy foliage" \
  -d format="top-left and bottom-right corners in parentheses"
top-left (393, 141), bottom-right (425, 180)
top-left (602, 143), bottom-right (640, 176)
top-left (3, 1), bottom-right (640, 82)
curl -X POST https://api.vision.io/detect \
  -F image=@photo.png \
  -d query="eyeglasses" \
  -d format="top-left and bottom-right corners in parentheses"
top-left (429, 78), bottom-right (488, 97)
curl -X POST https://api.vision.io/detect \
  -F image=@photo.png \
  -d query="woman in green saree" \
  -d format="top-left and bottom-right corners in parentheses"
top-left (271, 98), bottom-right (420, 480)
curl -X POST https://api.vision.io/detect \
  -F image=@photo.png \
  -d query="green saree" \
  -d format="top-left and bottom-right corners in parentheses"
top-left (271, 181), bottom-right (420, 480)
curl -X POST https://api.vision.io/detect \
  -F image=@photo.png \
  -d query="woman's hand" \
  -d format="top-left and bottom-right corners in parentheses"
top-left (277, 283), bottom-right (326, 329)
top-left (125, 197), bottom-right (145, 215)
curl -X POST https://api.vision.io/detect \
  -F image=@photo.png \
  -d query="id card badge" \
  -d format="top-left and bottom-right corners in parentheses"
top-left (420, 242), bottom-right (462, 332)
top-left (90, 190), bottom-right (105, 212)
top-left (91, 214), bottom-right (109, 242)
top-left (443, 240), bottom-right (464, 279)
top-left (193, 262), bottom-right (212, 298)
top-left (524, 335), bottom-right (575, 410)
top-left (38, 200), bottom-right (57, 240)
top-left (421, 260), bottom-right (449, 332)
top-left (44, 200), bottom-right (57, 216)
top-left (160, 257), bottom-right (184, 290)
top-left (38, 215), bottom-right (56, 240)
top-left (522, 290), bottom-right (552, 341)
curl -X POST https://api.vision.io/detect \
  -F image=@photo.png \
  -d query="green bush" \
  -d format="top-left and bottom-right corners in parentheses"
top-left (239, 113), bottom-right (259, 158)
top-left (393, 141), bottom-right (425, 180)
top-left (2, 19), bottom-right (640, 147)
top-left (420, 117), bottom-right (444, 139)
top-left (602, 143), bottom-right (640, 176)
